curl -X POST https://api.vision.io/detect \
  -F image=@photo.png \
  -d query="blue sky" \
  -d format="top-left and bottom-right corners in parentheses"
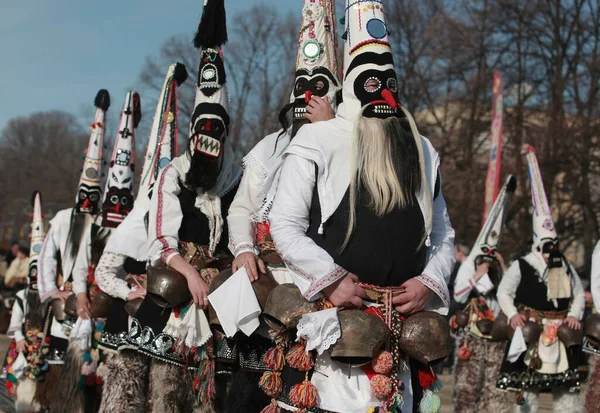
top-left (0, 0), bottom-right (299, 132)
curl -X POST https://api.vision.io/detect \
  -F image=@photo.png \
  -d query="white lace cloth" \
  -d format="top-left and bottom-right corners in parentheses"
top-left (163, 305), bottom-right (212, 348)
top-left (507, 326), bottom-right (527, 363)
top-left (296, 307), bottom-right (341, 355)
top-left (207, 267), bottom-right (261, 337)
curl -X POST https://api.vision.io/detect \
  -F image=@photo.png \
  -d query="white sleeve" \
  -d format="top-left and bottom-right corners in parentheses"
top-left (7, 291), bottom-right (25, 342)
top-left (416, 185), bottom-right (455, 315)
top-left (227, 167), bottom-right (261, 257)
top-left (147, 164), bottom-right (183, 266)
top-left (71, 227), bottom-right (91, 296)
top-left (453, 261), bottom-right (477, 304)
top-left (591, 244), bottom-right (600, 313)
top-left (497, 260), bottom-right (521, 319)
top-left (270, 155), bottom-right (347, 301)
top-left (96, 252), bottom-right (131, 301)
top-left (38, 225), bottom-right (60, 302)
top-left (568, 265), bottom-right (585, 320)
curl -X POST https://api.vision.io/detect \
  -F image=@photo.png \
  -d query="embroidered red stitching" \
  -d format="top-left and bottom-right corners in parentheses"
top-left (285, 260), bottom-right (316, 282)
top-left (417, 274), bottom-right (449, 307)
top-left (304, 266), bottom-right (348, 299)
top-left (156, 164), bottom-right (174, 257)
top-left (454, 284), bottom-right (473, 299)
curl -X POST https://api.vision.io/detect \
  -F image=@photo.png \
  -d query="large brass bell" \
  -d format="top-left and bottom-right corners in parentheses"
top-left (90, 291), bottom-right (113, 318)
top-left (490, 313), bottom-right (510, 341)
top-left (585, 314), bottom-right (600, 345)
top-left (399, 311), bottom-right (452, 365)
top-left (455, 311), bottom-right (469, 327)
top-left (522, 321), bottom-right (542, 345)
top-left (146, 263), bottom-right (190, 308)
top-left (51, 297), bottom-right (68, 322)
top-left (64, 294), bottom-right (78, 318)
top-left (476, 319), bottom-right (494, 335)
top-left (328, 310), bottom-right (389, 367)
top-left (558, 323), bottom-right (583, 348)
top-left (263, 284), bottom-right (318, 331)
top-left (125, 298), bottom-right (143, 317)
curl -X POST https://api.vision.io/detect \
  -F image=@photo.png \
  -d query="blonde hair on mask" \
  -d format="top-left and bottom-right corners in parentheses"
top-left (343, 105), bottom-right (430, 250)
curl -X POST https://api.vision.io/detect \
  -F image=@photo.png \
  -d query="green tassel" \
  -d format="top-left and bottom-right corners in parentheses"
top-left (419, 390), bottom-right (441, 413)
top-left (338, 16), bottom-right (345, 25)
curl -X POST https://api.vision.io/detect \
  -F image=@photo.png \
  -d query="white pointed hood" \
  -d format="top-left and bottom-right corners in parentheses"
top-left (28, 191), bottom-right (45, 290)
top-left (522, 144), bottom-right (559, 252)
top-left (101, 91), bottom-right (141, 228)
top-left (75, 89), bottom-right (110, 214)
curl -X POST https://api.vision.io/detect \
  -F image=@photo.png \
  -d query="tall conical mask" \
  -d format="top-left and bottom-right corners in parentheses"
top-left (291, 0), bottom-right (340, 130)
top-left (466, 175), bottom-right (516, 268)
top-left (339, 0), bottom-right (401, 120)
top-left (522, 144), bottom-right (559, 253)
top-left (138, 63), bottom-right (188, 207)
top-left (76, 89), bottom-right (110, 214)
top-left (101, 91), bottom-right (141, 228)
top-left (28, 191), bottom-right (45, 290)
top-left (190, 0), bottom-right (230, 159)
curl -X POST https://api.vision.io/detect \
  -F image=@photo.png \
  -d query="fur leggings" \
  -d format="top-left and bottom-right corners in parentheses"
top-left (514, 389), bottom-right (580, 413)
top-left (453, 337), bottom-right (511, 413)
top-left (98, 351), bottom-right (196, 413)
top-left (584, 356), bottom-right (600, 413)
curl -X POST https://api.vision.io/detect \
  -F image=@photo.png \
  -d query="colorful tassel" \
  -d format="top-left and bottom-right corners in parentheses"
top-left (285, 342), bottom-right (314, 371)
top-left (417, 365), bottom-right (437, 390)
top-left (429, 377), bottom-right (443, 392)
top-left (289, 378), bottom-right (318, 408)
top-left (264, 346), bottom-right (285, 371)
top-left (259, 371), bottom-right (283, 398)
top-left (419, 390), bottom-right (441, 413)
top-left (260, 399), bottom-right (281, 413)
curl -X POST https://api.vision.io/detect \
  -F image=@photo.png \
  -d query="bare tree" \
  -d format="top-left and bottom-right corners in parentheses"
top-left (0, 111), bottom-right (88, 220)
top-left (137, 4), bottom-right (297, 157)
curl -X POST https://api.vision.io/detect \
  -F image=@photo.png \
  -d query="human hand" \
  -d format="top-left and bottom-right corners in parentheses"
top-left (76, 293), bottom-right (91, 320)
top-left (232, 252), bottom-right (266, 282)
top-left (474, 262), bottom-right (490, 282)
top-left (495, 252), bottom-right (507, 273)
top-left (564, 316), bottom-right (581, 330)
top-left (392, 278), bottom-right (433, 315)
top-left (185, 271), bottom-right (210, 309)
top-left (127, 288), bottom-right (146, 302)
top-left (15, 339), bottom-right (27, 354)
top-left (510, 313), bottom-right (526, 329)
top-left (305, 96), bottom-right (334, 123)
top-left (51, 290), bottom-right (71, 301)
top-left (322, 273), bottom-right (366, 308)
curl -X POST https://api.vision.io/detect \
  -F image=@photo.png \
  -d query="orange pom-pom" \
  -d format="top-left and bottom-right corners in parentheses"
top-left (259, 399), bottom-right (281, 413)
top-left (264, 347), bottom-right (285, 371)
top-left (285, 343), bottom-right (314, 372)
top-left (289, 379), bottom-right (318, 408)
top-left (259, 371), bottom-right (283, 398)
top-left (458, 345), bottom-right (471, 361)
top-left (372, 351), bottom-right (393, 375)
top-left (370, 374), bottom-right (393, 399)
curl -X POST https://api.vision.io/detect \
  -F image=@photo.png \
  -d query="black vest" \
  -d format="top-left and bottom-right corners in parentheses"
top-left (514, 258), bottom-right (571, 311)
top-left (306, 185), bottom-right (427, 287)
top-left (176, 182), bottom-right (238, 253)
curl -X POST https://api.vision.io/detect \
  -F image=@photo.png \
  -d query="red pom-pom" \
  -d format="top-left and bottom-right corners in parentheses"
top-left (285, 343), bottom-right (314, 372)
top-left (289, 379), bottom-right (318, 408)
top-left (259, 371), bottom-right (283, 398)
top-left (417, 365), bottom-right (437, 389)
top-left (264, 347), bottom-right (285, 371)
top-left (372, 351), bottom-right (393, 375)
top-left (9, 342), bottom-right (15, 350)
top-left (45, 337), bottom-right (51, 344)
top-left (370, 374), bottom-right (393, 399)
top-left (458, 345), bottom-right (471, 361)
top-left (259, 399), bottom-right (281, 413)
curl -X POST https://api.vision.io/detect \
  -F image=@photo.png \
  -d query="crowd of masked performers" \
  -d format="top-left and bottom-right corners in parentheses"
top-left (5, 1), bottom-right (600, 413)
